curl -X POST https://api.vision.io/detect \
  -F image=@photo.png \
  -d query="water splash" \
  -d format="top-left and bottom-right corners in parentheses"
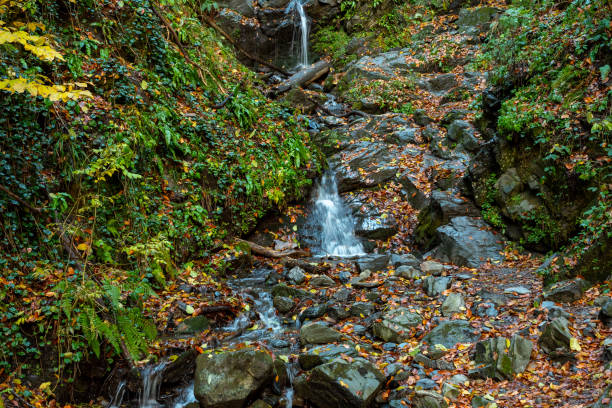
top-left (285, 0), bottom-right (309, 68)
top-left (170, 383), bottom-right (197, 408)
top-left (312, 171), bottom-right (364, 257)
top-left (107, 380), bottom-right (126, 408)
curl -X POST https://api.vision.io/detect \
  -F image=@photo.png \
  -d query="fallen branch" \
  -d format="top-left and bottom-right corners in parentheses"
top-left (237, 239), bottom-right (309, 258)
top-left (270, 60), bottom-right (330, 95)
top-left (0, 184), bottom-right (42, 213)
top-left (200, 14), bottom-right (290, 76)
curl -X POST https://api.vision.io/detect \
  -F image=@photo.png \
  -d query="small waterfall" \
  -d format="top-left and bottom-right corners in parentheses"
top-left (255, 292), bottom-right (282, 333)
top-left (286, 0), bottom-right (309, 67)
top-left (312, 171), bottom-right (364, 257)
top-left (139, 363), bottom-right (166, 408)
top-left (107, 380), bottom-right (126, 408)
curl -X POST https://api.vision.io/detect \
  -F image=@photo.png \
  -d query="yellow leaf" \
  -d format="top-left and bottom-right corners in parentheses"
top-left (569, 337), bottom-right (581, 352)
top-left (76, 243), bottom-right (89, 251)
top-left (39, 381), bottom-right (51, 391)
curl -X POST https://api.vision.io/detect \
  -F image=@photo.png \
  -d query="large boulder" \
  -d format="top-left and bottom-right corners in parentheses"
top-left (538, 317), bottom-right (574, 359)
top-left (194, 348), bottom-right (273, 408)
top-left (469, 335), bottom-right (533, 380)
top-left (413, 391), bottom-right (448, 408)
top-left (300, 322), bottom-right (344, 344)
top-left (295, 358), bottom-right (385, 408)
top-left (423, 320), bottom-right (480, 348)
top-left (298, 343), bottom-right (361, 370)
top-left (355, 212), bottom-right (399, 240)
top-left (435, 216), bottom-right (504, 267)
top-left (423, 276), bottom-right (452, 297)
top-left (543, 278), bottom-right (589, 303)
top-left (356, 254), bottom-right (390, 272)
top-left (441, 293), bottom-right (466, 316)
top-left (372, 307), bottom-right (422, 343)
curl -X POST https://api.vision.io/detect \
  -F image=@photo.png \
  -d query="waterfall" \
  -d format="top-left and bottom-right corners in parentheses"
top-left (286, 0), bottom-right (309, 68)
top-left (312, 171), bottom-right (364, 257)
top-left (139, 363), bottom-right (166, 408)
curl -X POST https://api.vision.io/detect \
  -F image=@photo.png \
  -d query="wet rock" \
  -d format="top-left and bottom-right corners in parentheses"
top-left (350, 302), bottom-right (376, 317)
top-left (355, 213), bottom-right (399, 240)
top-left (372, 307), bottom-right (422, 343)
top-left (413, 354), bottom-right (455, 371)
top-left (542, 278), bottom-right (589, 303)
top-left (538, 317), bottom-right (574, 359)
top-left (441, 293), bottom-right (466, 316)
top-left (601, 299), bottom-right (612, 327)
top-left (494, 168), bottom-right (521, 202)
top-left (427, 73), bottom-right (458, 95)
top-left (286, 266), bottom-right (306, 284)
top-left (300, 322), bottom-right (344, 345)
top-left (338, 271), bottom-right (352, 283)
top-left (194, 348), bottom-right (273, 408)
top-left (448, 374), bottom-right (469, 385)
top-left (423, 320), bottom-right (480, 348)
top-left (273, 296), bottom-right (294, 313)
top-left (416, 378), bottom-right (437, 390)
top-left (423, 276), bottom-right (452, 297)
top-left (540, 301), bottom-right (570, 320)
top-left (413, 390), bottom-right (448, 408)
top-left (271, 284), bottom-right (311, 299)
top-left (356, 254), bottom-right (390, 272)
top-left (310, 275), bottom-right (336, 287)
top-left (421, 260), bottom-right (445, 276)
top-left (295, 358), bottom-right (384, 408)
top-left (603, 337), bottom-right (612, 363)
top-left (435, 216), bottom-right (504, 268)
top-left (442, 382), bottom-right (460, 400)
top-left (447, 120), bottom-right (479, 152)
top-left (396, 265), bottom-right (421, 279)
top-left (386, 127), bottom-right (418, 145)
top-left (299, 343), bottom-right (360, 370)
top-left (504, 286), bottom-right (531, 296)
top-left (330, 141), bottom-right (398, 193)
top-left (398, 169), bottom-right (429, 210)
top-left (300, 304), bottom-right (328, 321)
top-left (176, 316), bottom-right (210, 335)
top-left (390, 253), bottom-right (421, 268)
top-left (328, 305), bottom-right (350, 320)
top-left (218, 0), bottom-right (255, 16)
top-left (474, 302), bottom-right (498, 318)
top-left (477, 290), bottom-right (508, 307)
top-left (456, 6), bottom-right (499, 32)
top-left (333, 287), bottom-right (352, 302)
top-left (414, 109), bottom-right (433, 126)
top-left (471, 395), bottom-right (496, 408)
top-left (469, 335), bottom-right (533, 380)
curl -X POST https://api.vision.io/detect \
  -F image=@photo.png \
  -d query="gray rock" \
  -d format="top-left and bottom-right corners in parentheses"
top-left (504, 286), bottom-right (531, 296)
top-left (295, 358), bottom-right (384, 408)
top-left (494, 168), bottom-right (522, 202)
top-left (338, 271), bottom-right (352, 284)
top-left (413, 353), bottom-right (455, 371)
top-left (413, 390), bottom-right (448, 408)
top-left (416, 378), bottom-right (437, 390)
top-left (603, 337), bottom-right (612, 363)
top-left (396, 265), bottom-right (421, 279)
top-left (442, 382), bottom-right (460, 400)
top-left (543, 278), bottom-right (590, 303)
top-left (356, 254), bottom-right (390, 272)
top-left (441, 293), bottom-right (466, 316)
top-left (194, 348), bottom-right (273, 408)
top-left (436, 216), bottom-right (504, 268)
top-left (398, 169), bottom-right (429, 210)
top-left (286, 266), bottom-right (306, 284)
top-left (300, 304), bottom-right (329, 321)
top-left (350, 302), bottom-right (376, 317)
top-left (328, 305), bottom-right (350, 321)
top-left (447, 120), bottom-right (479, 152)
top-left (271, 284), bottom-right (311, 299)
top-left (218, 0), bottom-right (255, 16)
top-left (421, 260), bottom-right (445, 276)
top-left (428, 73), bottom-right (458, 94)
top-left (355, 213), bottom-right (399, 240)
top-left (456, 6), bottom-right (499, 32)
top-left (471, 395), bottom-right (496, 408)
top-left (298, 343), bottom-right (360, 370)
top-left (386, 127), bottom-right (418, 145)
top-left (390, 253), bottom-right (421, 268)
top-left (310, 275), bottom-right (336, 287)
top-left (372, 307), bottom-right (422, 342)
top-left (601, 299), bottom-right (612, 327)
top-left (175, 315), bottom-right (210, 335)
top-left (448, 374), bottom-right (469, 385)
top-left (273, 296), bottom-right (294, 313)
top-left (300, 322), bottom-right (344, 345)
top-left (423, 276), bottom-right (452, 297)
top-left (423, 320), bottom-right (480, 348)
top-left (538, 317), bottom-right (573, 358)
top-left (541, 302), bottom-right (570, 320)
top-left (414, 109), bottom-right (433, 126)
top-left (469, 335), bottom-right (533, 380)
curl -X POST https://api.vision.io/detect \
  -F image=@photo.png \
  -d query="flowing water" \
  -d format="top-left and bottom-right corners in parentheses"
top-left (286, 0), bottom-right (309, 68)
top-left (139, 364), bottom-right (167, 408)
top-left (312, 171), bottom-right (365, 257)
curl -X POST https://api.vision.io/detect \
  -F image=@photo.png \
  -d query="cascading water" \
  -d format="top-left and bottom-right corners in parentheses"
top-left (139, 363), bottom-right (167, 408)
top-left (285, 0), bottom-right (309, 68)
top-left (312, 171), bottom-right (365, 257)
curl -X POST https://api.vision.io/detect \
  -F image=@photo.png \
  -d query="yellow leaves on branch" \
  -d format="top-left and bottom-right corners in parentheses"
top-left (0, 26), bottom-right (63, 61)
top-left (0, 77), bottom-right (93, 101)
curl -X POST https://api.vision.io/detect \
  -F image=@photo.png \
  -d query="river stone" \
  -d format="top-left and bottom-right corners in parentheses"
top-left (372, 307), bottom-right (422, 343)
top-left (194, 348), bottom-right (273, 408)
top-left (398, 169), bottom-right (429, 210)
top-left (273, 295), bottom-right (294, 313)
top-left (442, 382), bottom-right (460, 400)
top-left (436, 216), bottom-right (504, 268)
top-left (310, 275), bottom-right (336, 287)
top-left (413, 390), bottom-right (448, 408)
top-left (175, 315), bottom-right (210, 335)
top-left (543, 278), bottom-right (589, 303)
top-left (300, 322), bottom-right (344, 345)
top-left (356, 254), bottom-right (390, 272)
top-left (271, 284), bottom-right (310, 299)
top-left (390, 253), bottom-right (420, 268)
top-left (423, 276), bottom-right (452, 297)
top-left (350, 302), bottom-right (376, 317)
top-left (469, 335), bottom-right (533, 380)
top-left (441, 293), bottom-right (466, 316)
top-left (421, 260), bottom-right (445, 276)
top-left (300, 304), bottom-right (329, 321)
top-left (601, 299), bottom-right (612, 327)
top-left (286, 266), bottom-right (306, 284)
top-left (396, 265), bottom-right (421, 279)
top-left (355, 213), bottom-right (399, 240)
top-left (295, 358), bottom-right (384, 408)
top-left (423, 320), bottom-right (480, 348)
top-left (538, 317), bottom-right (573, 358)
top-left (504, 286), bottom-right (531, 296)
top-left (298, 343), bottom-right (360, 370)
top-left (386, 127), bottom-right (418, 145)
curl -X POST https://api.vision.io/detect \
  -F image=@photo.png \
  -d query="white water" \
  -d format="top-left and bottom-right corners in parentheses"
top-left (139, 363), bottom-right (166, 408)
top-left (286, 0), bottom-right (309, 68)
top-left (313, 171), bottom-right (364, 257)
top-left (108, 380), bottom-right (126, 408)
